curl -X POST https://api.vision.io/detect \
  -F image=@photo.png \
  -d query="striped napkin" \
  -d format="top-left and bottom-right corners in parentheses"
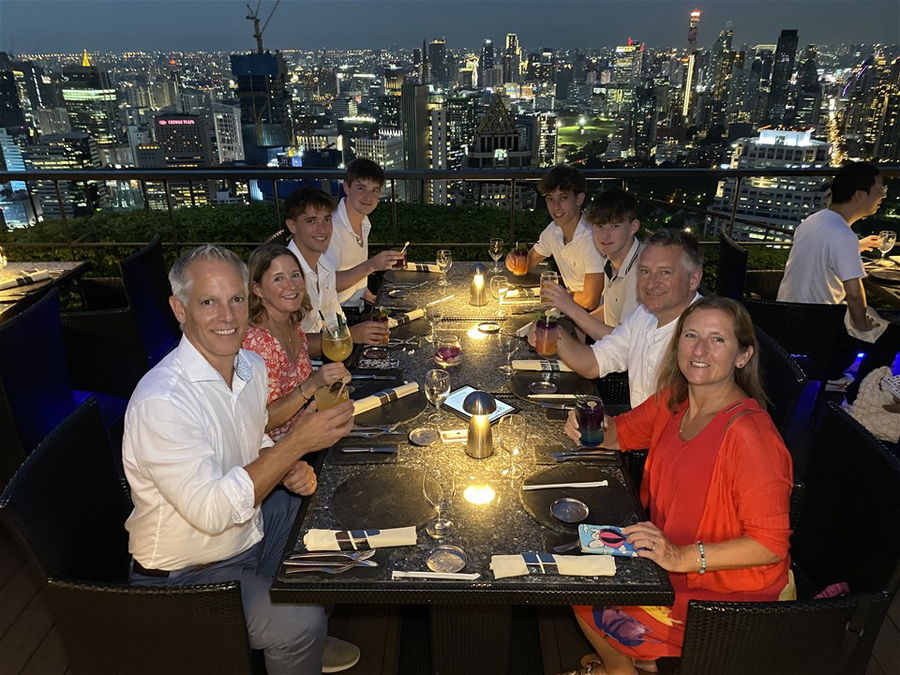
top-left (405, 262), bottom-right (441, 273)
top-left (304, 526), bottom-right (417, 551)
top-left (504, 287), bottom-right (540, 299)
top-left (353, 382), bottom-right (419, 415)
top-left (512, 359), bottom-right (573, 373)
top-left (0, 270), bottom-right (51, 291)
top-left (491, 552), bottom-right (615, 579)
top-left (387, 308), bottom-right (425, 328)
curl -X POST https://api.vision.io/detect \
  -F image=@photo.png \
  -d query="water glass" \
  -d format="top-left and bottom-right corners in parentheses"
top-left (497, 329), bottom-right (519, 375)
top-left (497, 415), bottom-right (526, 478)
top-left (436, 249), bottom-right (452, 286)
top-left (878, 230), bottom-right (896, 260)
top-left (425, 368), bottom-right (451, 425)
top-left (490, 275), bottom-right (509, 317)
top-left (540, 271), bottom-right (559, 304)
top-left (0, 245), bottom-right (6, 271)
top-left (489, 238), bottom-right (504, 272)
top-left (425, 303), bottom-right (444, 343)
top-left (423, 467), bottom-right (455, 538)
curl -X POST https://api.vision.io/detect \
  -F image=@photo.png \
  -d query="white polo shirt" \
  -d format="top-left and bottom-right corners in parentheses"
top-left (600, 238), bottom-right (643, 327)
top-left (532, 216), bottom-right (606, 292)
top-left (288, 238), bottom-right (344, 334)
top-left (324, 197), bottom-right (371, 310)
top-left (123, 336), bottom-right (272, 570)
top-left (777, 209), bottom-right (866, 305)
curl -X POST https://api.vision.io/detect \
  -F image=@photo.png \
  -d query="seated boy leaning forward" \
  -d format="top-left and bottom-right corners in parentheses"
top-left (327, 159), bottom-right (405, 322)
top-left (506, 164), bottom-right (606, 310)
top-left (542, 189), bottom-right (643, 340)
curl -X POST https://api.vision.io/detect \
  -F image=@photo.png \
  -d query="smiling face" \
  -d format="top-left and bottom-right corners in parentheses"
top-left (344, 178), bottom-right (383, 218)
top-left (544, 189), bottom-right (585, 230)
top-left (637, 245), bottom-right (702, 325)
top-left (253, 254), bottom-right (306, 320)
top-left (286, 205), bottom-right (333, 258)
top-left (592, 218), bottom-right (640, 263)
top-left (676, 308), bottom-right (752, 390)
top-left (169, 259), bottom-right (248, 378)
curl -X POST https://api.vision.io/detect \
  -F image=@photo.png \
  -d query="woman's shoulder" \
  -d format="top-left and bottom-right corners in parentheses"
top-left (243, 325), bottom-right (276, 350)
top-left (721, 400), bottom-right (792, 469)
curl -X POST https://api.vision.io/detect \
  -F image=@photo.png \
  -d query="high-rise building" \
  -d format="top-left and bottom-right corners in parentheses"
top-left (336, 116), bottom-right (378, 163)
top-left (212, 103), bottom-right (245, 164)
top-left (61, 51), bottom-right (120, 164)
top-left (480, 40), bottom-right (495, 89)
top-left (428, 39), bottom-right (449, 87)
top-left (765, 30), bottom-right (799, 125)
top-left (535, 111), bottom-right (558, 167)
top-left (401, 80), bottom-right (428, 202)
top-left (445, 93), bottom-right (480, 170)
top-left (632, 82), bottom-right (658, 159)
top-left (25, 132), bottom-right (106, 219)
top-left (874, 57), bottom-right (900, 161)
top-left (0, 70), bottom-right (25, 130)
top-left (230, 51), bottom-right (293, 164)
top-left (503, 34), bottom-right (521, 84)
top-left (793, 46), bottom-right (823, 128)
top-left (138, 112), bottom-right (214, 207)
top-left (35, 107), bottom-right (71, 135)
top-left (687, 9), bottom-right (702, 50)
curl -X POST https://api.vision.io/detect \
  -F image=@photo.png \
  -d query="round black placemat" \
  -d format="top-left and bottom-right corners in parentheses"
top-left (520, 464), bottom-right (631, 534)
top-left (331, 468), bottom-right (433, 529)
top-left (384, 270), bottom-right (436, 283)
top-left (354, 389), bottom-right (428, 426)
top-left (869, 268), bottom-right (900, 285)
top-left (391, 318), bottom-right (431, 340)
top-left (510, 370), bottom-right (596, 403)
top-left (348, 369), bottom-right (404, 399)
top-left (507, 272), bottom-right (542, 286)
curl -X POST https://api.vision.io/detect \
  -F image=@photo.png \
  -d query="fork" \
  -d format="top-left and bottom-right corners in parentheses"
top-left (285, 564), bottom-right (355, 574)
top-left (287, 550), bottom-right (377, 561)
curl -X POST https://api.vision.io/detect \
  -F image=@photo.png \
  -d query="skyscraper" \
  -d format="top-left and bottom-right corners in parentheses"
top-left (503, 34), bottom-right (521, 84)
top-left (212, 103), bottom-right (245, 163)
top-left (230, 51), bottom-right (293, 164)
top-left (765, 30), bottom-right (799, 125)
top-left (61, 51), bottom-right (120, 164)
top-left (793, 46), bottom-right (823, 127)
top-left (428, 39), bottom-right (448, 87)
top-left (874, 57), bottom-right (900, 161)
top-left (480, 40), bottom-right (495, 89)
top-left (687, 9), bottom-right (702, 50)
top-left (138, 112), bottom-right (214, 207)
top-left (25, 132), bottom-right (106, 219)
top-left (401, 80), bottom-right (428, 202)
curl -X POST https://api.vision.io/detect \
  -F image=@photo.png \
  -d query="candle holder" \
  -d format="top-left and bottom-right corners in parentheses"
top-left (462, 390), bottom-right (496, 459)
top-left (470, 263), bottom-right (488, 306)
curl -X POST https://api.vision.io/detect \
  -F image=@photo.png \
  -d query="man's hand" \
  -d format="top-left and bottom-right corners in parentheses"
top-left (282, 460), bottom-right (317, 496)
top-left (287, 400), bottom-right (354, 454)
top-left (350, 320), bottom-right (390, 345)
top-left (859, 235), bottom-right (881, 253)
top-left (542, 281), bottom-right (577, 315)
top-left (370, 250), bottom-right (406, 272)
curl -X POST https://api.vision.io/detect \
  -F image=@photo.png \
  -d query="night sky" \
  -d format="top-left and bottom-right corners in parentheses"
top-left (1, 0), bottom-right (898, 54)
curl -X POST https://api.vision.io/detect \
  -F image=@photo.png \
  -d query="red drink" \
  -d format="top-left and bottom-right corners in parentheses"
top-left (534, 316), bottom-right (559, 356)
top-left (393, 250), bottom-right (408, 269)
top-left (510, 244), bottom-right (529, 276)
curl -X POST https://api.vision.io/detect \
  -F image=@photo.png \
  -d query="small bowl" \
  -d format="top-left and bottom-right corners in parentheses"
top-left (362, 346), bottom-right (389, 360)
top-left (551, 497), bottom-right (590, 523)
top-left (477, 322), bottom-right (501, 334)
top-left (426, 545), bottom-right (467, 573)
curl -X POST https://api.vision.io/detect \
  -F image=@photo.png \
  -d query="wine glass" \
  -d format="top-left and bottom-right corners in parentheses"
top-left (423, 467), bottom-right (455, 538)
top-left (436, 249), bottom-right (452, 287)
top-left (497, 415), bottom-right (527, 478)
top-left (878, 230), bottom-right (896, 261)
top-left (497, 329), bottom-right (519, 375)
top-left (424, 368), bottom-right (451, 425)
top-left (434, 333), bottom-right (462, 367)
top-left (321, 317), bottom-right (353, 362)
top-left (489, 238), bottom-right (504, 272)
top-left (0, 245), bottom-right (7, 273)
top-left (490, 275), bottom-right (509, 317)
top-left (425, 303), bottom-right (444, 343)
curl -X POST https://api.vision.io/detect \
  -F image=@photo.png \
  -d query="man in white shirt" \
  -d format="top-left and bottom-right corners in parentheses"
top-left (124, 245), bottom-right (358, 674)
top-left (506, 164), bottom-right (605, 310)
top-left (284, 186), bottom-right (388, 345)
top-left (542, 189), bottom-right (643, 339)
top-left (326, 159), bottom-right (405, 319)
top-left (778, 161), bottom-right (897, 400)
top-left (548, 229), bottom-right (703, 408)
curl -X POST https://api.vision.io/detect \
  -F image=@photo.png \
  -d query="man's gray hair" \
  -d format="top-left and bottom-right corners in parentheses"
top-left (169, 244), bottom-right (249, 305)
top-left (644, 228), bottom-right (704, 271)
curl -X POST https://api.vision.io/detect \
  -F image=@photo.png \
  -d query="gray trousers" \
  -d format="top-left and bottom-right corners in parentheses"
top-left (130, 489), bottom-right (327, 675)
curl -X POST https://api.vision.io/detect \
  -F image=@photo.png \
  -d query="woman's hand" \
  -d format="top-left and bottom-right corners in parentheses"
top-left (309, 362), bottom-right (350, 391)
top-left (564, 409), bottom-right (581, 443)
top-left (623, 521), bottom-right (695, 573)
top-left (282, 460), bottom-right (317, 496)
top-left (564, 410), bottom-right (618, 447)
top-left (350, 320), bottom-right (390, 345)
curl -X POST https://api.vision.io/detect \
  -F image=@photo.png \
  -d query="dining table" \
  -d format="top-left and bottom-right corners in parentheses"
top-left (270, 261), bottom-right (673, 674)
top-left (0, 261), bottom-right (91, 322)
top-left (863, 257), bottom-right (900, 309)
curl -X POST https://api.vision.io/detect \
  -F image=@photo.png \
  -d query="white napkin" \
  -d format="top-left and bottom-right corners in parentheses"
top-left (353, 382), bottom-right (419, 415)
top-left (504, 287), bottom-right (540, 299)
top-left (0, 270), bottom-right (51, 291)
top-left (406, 262), bottom-right (441, 273)
top-left (512, 359), bottom-right (573, 373)
top-left (490, 553), bottom-right (616, 579)
top-left (388, 308), bottom-right (425, 328)
top-left (515, 321), bottom-right (533, 338)
top-left (304, 526), bottom-right (417, 551)
top-left (844, 307), bottom-right (888, 343)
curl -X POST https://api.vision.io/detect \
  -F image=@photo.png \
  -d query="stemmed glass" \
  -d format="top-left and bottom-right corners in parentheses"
top-left (436, 249), bottom-right (452, 287)
top-left (497, 329), bottom-right (519, 375)
top-left (877, 231), bottom-right (896, 261)
top-left (425, 303), bottom-right (444, 343)
top-left (424, 368), bottom-right (451, 426)
top-left (490, 275), bottom-right (509, 317)
top-left (423, 466), bottom-right (455, 539)
top-left (497, 415), bottom-right (526, 479)
top-left (0, 245), bottom-right (7, 272)
top-left (489, 238), bottom-right (504, 272)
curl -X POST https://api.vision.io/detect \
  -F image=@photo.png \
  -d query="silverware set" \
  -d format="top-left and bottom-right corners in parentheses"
top-left (284, 549), bottom-right (379, 574)
top-left (348, 423), bottom-right (401, 439)
top-left (551, 450), bottom-right (618, 462)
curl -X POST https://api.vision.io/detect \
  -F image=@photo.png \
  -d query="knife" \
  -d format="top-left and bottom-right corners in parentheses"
top-left (284, 559), bottom-right (379, 567)
top-left (522, 480), bottom-right (609, 491)
top-left (551, 450), bottom-right (618, 460)
top-left (340, 446), bottom-right (397, 454)
top-left (351, 374), bottom-right (398, 380)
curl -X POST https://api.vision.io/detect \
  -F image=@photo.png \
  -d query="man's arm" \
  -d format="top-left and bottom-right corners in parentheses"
top-left (571, 272), bottom-right (604, 311)
top-left (554, 330), bottom-right (601, 378)
top-left (505, 246), bottom-right (547, 273)
top-left (335, 250), bottom-right (405, 292)
top-left (542, 281), bottom-right (613, 340)
top-left (843, 278), bottom-right (874, 331)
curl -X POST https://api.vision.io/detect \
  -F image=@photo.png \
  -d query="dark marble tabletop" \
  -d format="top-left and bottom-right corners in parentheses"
top-left (271, 261), bottom-right (673, 606)
top-left (0, 261), bottom-right (90, 321)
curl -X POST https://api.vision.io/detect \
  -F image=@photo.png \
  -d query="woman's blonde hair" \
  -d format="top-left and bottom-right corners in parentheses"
top-left (656, 296), bottom-right (768, 412)
top-left (247, 244), bottom-right (311, 327)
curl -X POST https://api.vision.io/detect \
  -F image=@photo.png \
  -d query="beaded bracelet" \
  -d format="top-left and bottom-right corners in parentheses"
top-left (697, 540), bottom-right (707, 575)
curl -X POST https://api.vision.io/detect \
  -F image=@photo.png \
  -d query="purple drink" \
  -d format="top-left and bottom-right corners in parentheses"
top-left (576, 396), bottom-right (605, 447)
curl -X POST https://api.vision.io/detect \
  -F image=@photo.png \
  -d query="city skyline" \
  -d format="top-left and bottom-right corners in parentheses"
top-left (2, 1), bottom-right (899, 54)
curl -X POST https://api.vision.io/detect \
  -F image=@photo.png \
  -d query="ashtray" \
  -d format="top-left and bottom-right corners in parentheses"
top-left (408, 427), bottom-right (440, 446)
top-left (426, 545), bottom-right (467, 573)
top-left (387, 289), bottom-right (406, 298)
top-left (477, 322), bottom-right (501, 334)
top-left (551, 497), bottom-right (590, 523)
top-left (362, 346), bottom-right (390, 360)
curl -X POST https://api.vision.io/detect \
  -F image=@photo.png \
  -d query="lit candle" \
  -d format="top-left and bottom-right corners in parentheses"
top-left (470, 263), bottom-right (488, 306)
top-left (463, 483), bottom-right (496, 505)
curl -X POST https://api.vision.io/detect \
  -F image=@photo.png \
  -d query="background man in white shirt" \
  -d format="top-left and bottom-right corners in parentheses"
top-left (284, 186), bottom-right (389, 345)
top-left (506, 164), bottom-right (605, 310)
top-left (778, 161), bottom-right (896, 401)
top-left (542, 189), bottom-right (643, 339)
top-left (327, 159), bottom-right (405, 321)
top-left (124, 245), bottom-right (358, 674)
top-left (544, 229), bottom-right (703, 408)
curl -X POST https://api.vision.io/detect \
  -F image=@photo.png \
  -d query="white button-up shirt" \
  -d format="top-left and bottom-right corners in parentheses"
top-left (600, 238), bottom-right (643, 328)
top-left (123, 336), bottom-right (273, 571)
top-left (324, 197), bottom-right (371, 310)
top-left (532, 216), bottom-right (606, 292)
top-left (288, 238), bottom-right (344, 334)
top-left (591, 294), bottom-right (702, 408)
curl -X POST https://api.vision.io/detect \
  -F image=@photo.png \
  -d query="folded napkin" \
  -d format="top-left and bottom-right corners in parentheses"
top-left (0, 270), bottom-right (51, 291)
top-left (504, 286), bottom-right (540, 299)
top-left (406, 262), bottom-right (441, 273)
top-left (388, 308), bottom-right (425, 328)
top-left (353, 382), bottom-right (419, 415)
top-left (490, 552), bottom-right (616, 579)
top-left (515, 321), bottom-right (533, 338)
top-left (304, 526), bottom-right (417, 551)
top-left (512, 359), bottom-right (573, 373)
top-left (844, 307), bottom-right (888, 343)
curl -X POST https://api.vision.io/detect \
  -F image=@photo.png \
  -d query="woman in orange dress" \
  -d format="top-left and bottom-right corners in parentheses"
top-left (562, 296), bottom-right (794, 675)
top-left (242, 244), bottom-right (348, 441)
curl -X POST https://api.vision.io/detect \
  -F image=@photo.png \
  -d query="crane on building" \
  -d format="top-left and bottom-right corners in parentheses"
top-left (246, 0), bottom-right (281, 54)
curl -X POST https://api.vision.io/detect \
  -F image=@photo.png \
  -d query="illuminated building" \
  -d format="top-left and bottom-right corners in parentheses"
top-left (428, 39), bottom-right (449, 87)
top-left (503, 34), bottom-right (521, 84)
top-left (212, 103), bottom-right (244, 163)
top-left (138, 112), bottom-right (214, 207)
top-left (874, 57), bottom-right (900, 161)
top-left (687, 9), bottom-right (701, 49)
top-left (480, 40), bottom-right (495, 89)
top-left (230, 51), bottom-right (293, 164)
top-left (793, 46), bottom-right (823, 128)
top-left (25, 132), bottom-right (106, 219)
top-left (765, 30), bottom-right (799, 125)
top-left (61, 51), bottom-right (121, 164)
top-left (401, 80), bottom-right (428, 202)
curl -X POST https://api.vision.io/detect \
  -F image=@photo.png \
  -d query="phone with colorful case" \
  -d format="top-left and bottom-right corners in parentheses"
top-left (578, 524), bottom-right (638, 557)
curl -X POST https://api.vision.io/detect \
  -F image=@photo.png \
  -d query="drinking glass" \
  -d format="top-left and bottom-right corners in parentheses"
top-left (497, 329), bottom-right (519, 375)
top-left (434, 333), bottom-right (462, 367)
top-left (490, 275), bottom-right (509, 317)
top-left (436, 249), bottom-right (452, 286)
top-left (489, 238), bottom-right (504, 272)
top-left (313, 380), bottom-right (350, 411)
top-left (423, 467), bottom-right (455, 538)
top-left (534, 315), bottom-right (559, 357)
top-left (425, 303), bottom-right (444, 343)
top-left (878, 230), bottom-right (896, 260)
top-left (575, 395), bottom-right (605, 447)
top-left (424, 368), bottom-right (451, 425)
top-left (540, 271), bottom-right (559, 305)
top-left (321, 319), bottom-right (353, 362)
top-left (0, 245), bottom-right (7, 273)
top-left (372, 306), bottom-right (391, 345)
top-left (497, 415), bottom-right (527, 478)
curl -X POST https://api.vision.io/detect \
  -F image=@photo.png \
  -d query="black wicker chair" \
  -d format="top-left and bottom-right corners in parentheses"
top-left (669, 403), bottom-right (900, 675)
top-left (717, 233), bottom-right (748, 300)
top-left (755, 325), bottom-right (807, 435)
top-left (0, 399), bottom-right (254, 675)
top-left (61, 235), bottom-right (180, 399)
top-left (744, 270), bottom-right (784, 300)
